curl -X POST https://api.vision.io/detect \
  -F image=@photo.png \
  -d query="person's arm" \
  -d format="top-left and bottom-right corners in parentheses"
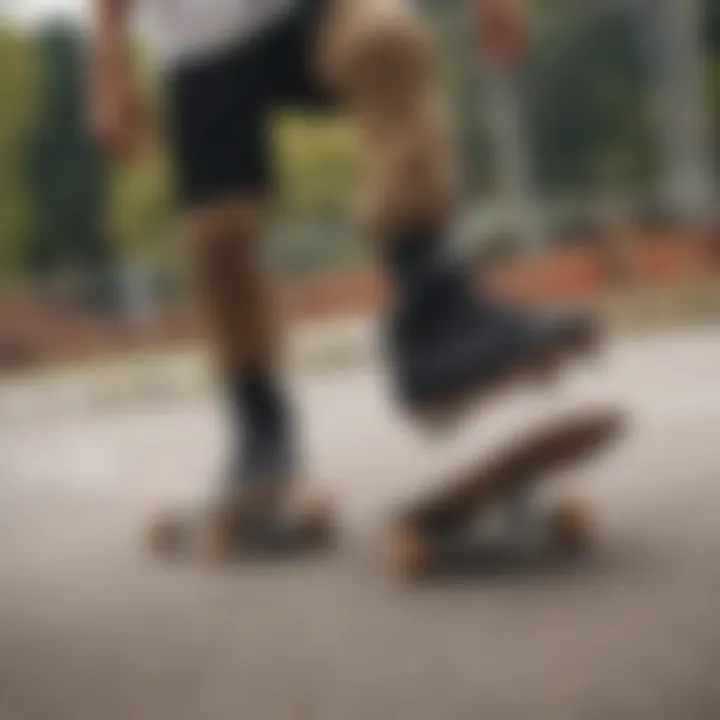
top-left (87, 0), bottom-right (143, 159)
top-left (473, 0), bottom-right (527, 67)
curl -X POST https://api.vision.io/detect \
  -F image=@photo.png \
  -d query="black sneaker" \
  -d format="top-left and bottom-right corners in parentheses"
top-left (386, 265), bottom-right (600, 422)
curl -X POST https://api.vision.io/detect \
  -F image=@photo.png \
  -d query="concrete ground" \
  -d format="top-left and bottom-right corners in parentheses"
top-left (1, 327), bottom-right (720, 720)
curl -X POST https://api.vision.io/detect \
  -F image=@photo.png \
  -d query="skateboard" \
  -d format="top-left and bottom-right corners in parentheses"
top-left (385, 406), bottom-right (626, 579)
top-left (147, 483), bottom-right (336, 563)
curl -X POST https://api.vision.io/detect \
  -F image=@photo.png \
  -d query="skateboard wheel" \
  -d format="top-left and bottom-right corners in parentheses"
top-left (548, 499), bottom-right (594, 555)
top-left (147, 507), bottom-right (237, 563)
top-left (299, 492), bottom-right (337, 545)
top-left (311, 497), bottom-right (337, 543)
top-left (287, 487), bottom-right (337, 545)
top-left (147, 511), bottom-right (186, 557)
top-left (386, 525), bottom-right (432, 580)
top-left (194, 510), bottom-right (238, 564)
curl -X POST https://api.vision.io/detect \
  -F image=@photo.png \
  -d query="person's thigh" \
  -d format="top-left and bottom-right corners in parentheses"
top-left (164, 44), bottom-right (273, 210)
top-left (163, 1), bottom-right (342, 210)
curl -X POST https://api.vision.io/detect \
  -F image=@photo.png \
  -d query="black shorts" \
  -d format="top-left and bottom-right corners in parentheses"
top-left (164, 0), bottom-right (336, 209)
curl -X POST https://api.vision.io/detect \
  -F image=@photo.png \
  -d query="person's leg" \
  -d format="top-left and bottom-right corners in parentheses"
top-left (165, 41), bottom-right (295, 501)
top-left (183, 198), bottom-right (295, 489)
top-left (316, 0), bottom-right (456, 247)
top-left (313, 0), bottom-right (596, 419)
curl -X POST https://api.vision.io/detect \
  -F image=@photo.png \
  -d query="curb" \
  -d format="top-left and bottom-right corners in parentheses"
top-left (0, 316), bottom-right (377, 422)
top-left (1, 281), bottom-right (718, 421)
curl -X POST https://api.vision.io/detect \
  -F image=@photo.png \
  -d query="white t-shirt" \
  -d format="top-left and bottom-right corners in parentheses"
top-left (140, 0), bottom-right (298, 66)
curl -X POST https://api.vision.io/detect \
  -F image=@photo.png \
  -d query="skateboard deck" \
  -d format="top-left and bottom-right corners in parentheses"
top-left (147, 484), bottom-right (336, 563)
top-left (386, 406), bottom-right (626, 578)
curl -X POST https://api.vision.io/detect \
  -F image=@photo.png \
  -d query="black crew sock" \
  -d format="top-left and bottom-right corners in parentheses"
top-left (384, 228), bottom-right (446, 292)
top-left (227, 368), bottom-right (294, 483)
top-left (384, 228), bottom-right (474, 315)
top-left (230, 369), bottom-right (287, 436)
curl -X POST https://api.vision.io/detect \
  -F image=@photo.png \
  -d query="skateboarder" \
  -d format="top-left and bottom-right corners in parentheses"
top-left (88, 0), bottom-right (596, 536)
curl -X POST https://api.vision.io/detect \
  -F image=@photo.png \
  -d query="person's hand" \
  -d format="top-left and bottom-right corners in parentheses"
top-left (88, 53), bottom-right (145, 160)
top-left (474, 0), bottom-right (528, 68)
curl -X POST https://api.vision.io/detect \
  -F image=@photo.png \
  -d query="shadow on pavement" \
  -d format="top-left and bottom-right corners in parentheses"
top-left (406, 539), bottom-right (652, 587)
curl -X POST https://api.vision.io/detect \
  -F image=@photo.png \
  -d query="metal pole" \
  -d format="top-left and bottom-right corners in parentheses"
top-left (646, 0), bottom-right (714, 225)
top-left (467, 0), bottom-right (546, 254)
top-left (483, 66), bottom-right (545, 253)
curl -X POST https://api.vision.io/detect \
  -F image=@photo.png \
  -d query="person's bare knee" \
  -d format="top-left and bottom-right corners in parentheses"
top-left (182, 196), bottom-right (276, 373)
top-left (319, 0), bottom-right (434, 93)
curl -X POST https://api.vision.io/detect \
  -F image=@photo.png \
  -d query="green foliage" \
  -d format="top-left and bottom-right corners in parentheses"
top-left (273, 111), bottom-right (362, 215)
top-left (22, 23), bottom-right (114, 280)
top-left (524, 1), bottom-right (654, 195)
top-left (269, 112), bottom-right (365, 275)
top-left (108, 45), bottom-right (173, 267)
top-left (0, 2), bottom-right (718, 285)
top-left (0, 26), bottom-right (37, 281)
top-left (420, 0), bottom-right (494, 193)
top-left (706, 0), bottom-right (720, 172)
top-left (109, 147), bottom-right (171, 263)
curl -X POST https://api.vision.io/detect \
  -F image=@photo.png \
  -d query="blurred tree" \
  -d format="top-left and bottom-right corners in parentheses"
top-left (108, 48), bottom-right (172, 265)
top-left (110, 148), bottom-right (170, 263)
top-left (420, 0), bottom-right (494, 195)
top-left (22, 22), bottom-right (116, 305)
top-left (271, 112), bottom-right (365, 276)
top-left (706, 0), bottom-right (720, 176)
top-left (273, 111), bottom-right (361, 215)
top-left (0, 27), bottom-right (37, 282)
top-left (524, 1), bottom-right (654, 196)
top-left (1, 0), bottom-right (715, 287)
